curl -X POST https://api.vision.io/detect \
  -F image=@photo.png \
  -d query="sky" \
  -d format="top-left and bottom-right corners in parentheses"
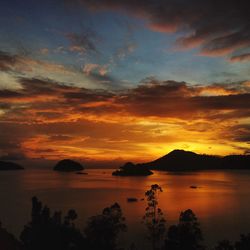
top-left (0, 0), bottom-right (250, 165)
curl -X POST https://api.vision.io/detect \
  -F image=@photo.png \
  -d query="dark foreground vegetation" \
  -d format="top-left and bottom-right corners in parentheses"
top-left (0, 184), bottom-right (250, 250)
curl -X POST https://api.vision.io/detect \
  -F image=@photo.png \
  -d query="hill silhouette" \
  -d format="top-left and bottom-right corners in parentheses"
top-left (53, 159), bottom-right (84, 172)
top-left (112, 162), bottom-right (153, 176)
top-left (141, 149), bottom-right (250, 171)
top-left (0, 161), bottom-right (24, 171)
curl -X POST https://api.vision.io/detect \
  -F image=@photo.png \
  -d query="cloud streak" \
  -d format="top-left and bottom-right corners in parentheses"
top-left (230, 53), bottom-right (250, 62)
top-left (77, 0), bottom-right (250, 61)
top-left (0, 76), bottom-right (249, 160)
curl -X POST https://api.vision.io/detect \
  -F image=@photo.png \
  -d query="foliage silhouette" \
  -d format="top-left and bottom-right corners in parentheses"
top-left (20, 197), bottom-right (85, 250)
top-left (0, 222), bottom-right (22, 250)
top-left (235, 234), bottom-right (250, 250)
top-left (1, 186), bottom-right (250, 250)
top-left (165, 209), bottom-right (205, 250)
top-left (214, 234), bottom-right (250, 250)
top-left (214, 240), bottom-right (234, 250)
top-left (84, 202), bottom-right (127, 250)
top-left (143, 184), bottom-right (166, 250)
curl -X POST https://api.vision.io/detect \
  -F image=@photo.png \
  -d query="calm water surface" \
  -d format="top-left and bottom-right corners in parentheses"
top-left (1, 169), bottom-right (250, 248)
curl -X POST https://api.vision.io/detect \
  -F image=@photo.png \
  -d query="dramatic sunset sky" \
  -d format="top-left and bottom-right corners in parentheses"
top-left (0, 0), bottom-right (249, 165)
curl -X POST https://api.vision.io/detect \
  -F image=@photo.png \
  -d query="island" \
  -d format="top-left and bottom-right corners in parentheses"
top-left (0, 161), bottom-right (24, 171)
top-left (140, 149), bottom-right (250, 171)
top-left (53, 159), bottom-right (84, 172)
top-left (112, 162), bottom-right (153, 176)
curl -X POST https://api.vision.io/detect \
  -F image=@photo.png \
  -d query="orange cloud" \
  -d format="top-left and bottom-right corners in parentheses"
top-left (0, 76), bottom-right (249, 162)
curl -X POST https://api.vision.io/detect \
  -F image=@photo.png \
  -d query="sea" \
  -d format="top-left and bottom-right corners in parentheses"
top-left (1, 168), bottom-right (250, 249)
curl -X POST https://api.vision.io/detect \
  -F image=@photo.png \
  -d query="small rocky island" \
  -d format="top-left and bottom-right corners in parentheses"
top-left (0, 161), bottom-right (24, 171)
top-left (53, 159), bottom-right (84, 172)
top-left (112, 162), bottom-right (153, 176)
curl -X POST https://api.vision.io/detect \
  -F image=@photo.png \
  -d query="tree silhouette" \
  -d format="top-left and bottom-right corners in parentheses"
top-left (2, 192), bottom-right (250, 250)
top-left (0, 222), bottom-right (21, 250)
top-left (214, 240), bottom-right (234, 250)
top-left (20, 197), bottom-right (85, 250)
top-left (235, 234), bottom-right (250, 250)
top-left (143, 184), bottom-right (166, 250)
top-left (84, 202), bottom-right (126, 250)
top-left (165, 209), bottom-right (205, 250)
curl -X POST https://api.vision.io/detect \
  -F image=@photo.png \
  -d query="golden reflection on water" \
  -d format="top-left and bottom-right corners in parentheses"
top-left (1, 169), bottom-right (250, 247)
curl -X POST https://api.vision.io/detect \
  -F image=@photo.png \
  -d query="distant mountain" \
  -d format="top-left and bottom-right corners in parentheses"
top-left (0, 161), bottom-right (24, 170)
top-left (141, 149), bottom-right (250, 171)
top-left (112, 162), bottom-right (153, 176)
top-left (53, 159), bottom-right (84, 172)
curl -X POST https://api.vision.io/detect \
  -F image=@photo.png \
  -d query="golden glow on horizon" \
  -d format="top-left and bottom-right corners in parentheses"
top-left (0, 67), bottom-right (249, 161)
top-left (19, 116), bottom-right (248, 162)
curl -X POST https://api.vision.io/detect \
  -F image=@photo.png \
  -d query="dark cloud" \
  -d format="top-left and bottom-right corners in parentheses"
top-left (48, 135), bottom-right (75, 141)
top-left (64, 89), bottom-right (112, 102)
top-left (35, 112), bottom-right (66, 120)
top-left (205, 110), bottom-right (250, 121)
top-left (0, 89), bottom-right (23, 98)
top-left (0, 50), bottom-right (19, 71)
top-left (66, 28), bottom-right (99, 54)
top-left (18, 77), bottom-right (73, 94)
top-left (223, 124), bottom-right (250, 143)
top-left (1, 76), bottom-right (250, 120)
top-left (115, 80), bottom-right (250, 118)
top-left (0, 103), bottom-right (11, 109)
top-left (0, 77), bottom-right (75, 104)
top-left (191, 94), bottom-right (250, 110)
top-left (77, 0), bottom-right (250, 60)
top-left (0, 152), bottom-right (27, 161)
top-left (0, 122), bottom-right (33, 160)
top-left (0, 50), bottom-right (70, 77)
top-left (230, 53), bottom-right (250, 62)
top-left (0, 76), bottom-right (115, 124)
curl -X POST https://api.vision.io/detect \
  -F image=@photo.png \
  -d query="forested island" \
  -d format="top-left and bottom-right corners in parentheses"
top-left (0, 161), bottom-right (24, 171)
top-left (53, 159), bottom-right (85, 172)
top-left (141, 149), bottom-right (250, 171)
top-left (112, 162), bottom-right (153, 176)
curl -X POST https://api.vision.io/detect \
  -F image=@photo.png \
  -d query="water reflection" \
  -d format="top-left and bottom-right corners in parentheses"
top-left (1, 169), bottom-right (250, 247)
